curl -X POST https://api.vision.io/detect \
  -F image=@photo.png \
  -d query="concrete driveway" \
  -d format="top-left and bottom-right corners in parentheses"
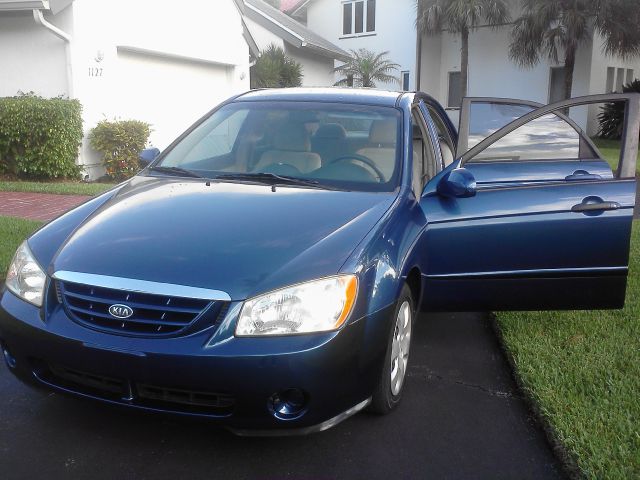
top-left (0, 313), bottom-right (565, 479)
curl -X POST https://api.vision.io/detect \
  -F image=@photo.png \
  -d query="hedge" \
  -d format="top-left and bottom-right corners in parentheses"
top-left (0, 94), bottom-right (83, 178)
top-left (89, 120), bottom-right (151, 180)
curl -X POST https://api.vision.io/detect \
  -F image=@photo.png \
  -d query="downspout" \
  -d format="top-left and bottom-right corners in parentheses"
top-left (415, 28), bottom-right (422, 92)
top-left (33, 9), bottom-right (74, 98)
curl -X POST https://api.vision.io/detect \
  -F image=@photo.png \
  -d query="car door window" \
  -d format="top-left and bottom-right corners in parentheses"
top-left (455, 97), bottom-right (614, 184)
top-left (461, 95), bottom-right (637, 179)
top-left (468, 103), bottom-right (580, 161)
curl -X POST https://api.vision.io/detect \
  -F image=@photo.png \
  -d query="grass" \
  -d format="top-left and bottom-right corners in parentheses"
top-left (0, 180), bottom-right (114, 196)
top-left (592, 137), bottom-right (640, 175)
top-left (497, 222), bottom-right (640, 479)
top-left (0, 216), bottom-right (43, 279)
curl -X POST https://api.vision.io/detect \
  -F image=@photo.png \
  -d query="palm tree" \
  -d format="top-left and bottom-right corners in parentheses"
top-left (333, 49), bottom-right (400, 88)
top-left (598, 79), bottom-right (640, 139)
top-left (251, 44), bottom-right (302, 89)
top-left (510, 0), bottom-right (640, 101)
top-left (417, 0), bottom-right (510, 99)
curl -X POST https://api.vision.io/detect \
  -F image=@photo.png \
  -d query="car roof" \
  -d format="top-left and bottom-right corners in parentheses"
top-left (235, 87), bottom-right (405, 107)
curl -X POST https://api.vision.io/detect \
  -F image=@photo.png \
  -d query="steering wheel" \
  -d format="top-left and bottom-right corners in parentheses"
top-left (326, 154), bottom-right (386, 182)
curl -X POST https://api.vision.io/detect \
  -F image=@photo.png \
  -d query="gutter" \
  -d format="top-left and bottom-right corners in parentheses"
top-left (33, 9), bottom-right (74, 98)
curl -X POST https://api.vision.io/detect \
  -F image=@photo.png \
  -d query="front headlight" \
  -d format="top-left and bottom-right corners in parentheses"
top-left (5, 241), bottom-right (47, 307)
top-left (235, 275), bottom-right (358, 336)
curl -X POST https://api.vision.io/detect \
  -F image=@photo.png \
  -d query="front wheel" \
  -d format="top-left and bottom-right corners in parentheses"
top-left (369, 284), bottom-right (414, 414)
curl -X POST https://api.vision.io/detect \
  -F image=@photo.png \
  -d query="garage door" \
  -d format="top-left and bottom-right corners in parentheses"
top-left (115, 49), bottom-right (235, 149)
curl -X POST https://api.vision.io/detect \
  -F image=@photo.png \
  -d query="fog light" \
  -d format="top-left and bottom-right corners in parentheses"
top-left (268, 389), bottom-right (308, 420)
top-left (2, 345), bottom-right (17, 369)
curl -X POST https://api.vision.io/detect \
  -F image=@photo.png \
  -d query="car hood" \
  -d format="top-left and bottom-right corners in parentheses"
top-left (50, 176), bottom-right (396, 300)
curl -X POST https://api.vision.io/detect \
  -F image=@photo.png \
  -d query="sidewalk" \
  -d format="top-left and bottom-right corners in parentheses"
top-left (0, 191), bottom-right (91, 222)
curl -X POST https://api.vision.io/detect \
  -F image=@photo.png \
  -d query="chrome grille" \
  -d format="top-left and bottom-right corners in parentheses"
top-left (57, 281), bottom-right (214, 336)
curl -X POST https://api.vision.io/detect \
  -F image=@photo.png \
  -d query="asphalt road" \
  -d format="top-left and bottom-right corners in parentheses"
top-left (0, 313), bottom-right (565, 480)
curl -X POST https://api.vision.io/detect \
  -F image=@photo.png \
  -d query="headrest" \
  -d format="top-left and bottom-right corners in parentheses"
top-left (314, 123), bottom-right (347, 140)
top-left (273, 123), bottom-right (311, 152)
top-left (369, 119), bottom-right (397, 145)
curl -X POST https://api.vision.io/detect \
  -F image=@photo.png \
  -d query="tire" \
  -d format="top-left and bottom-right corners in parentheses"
top-left (368, 283), bottom-right (415, 414)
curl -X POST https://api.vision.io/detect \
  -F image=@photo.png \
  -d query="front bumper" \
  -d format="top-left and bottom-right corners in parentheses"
top-left (0, 287), bottom-right (392, 434)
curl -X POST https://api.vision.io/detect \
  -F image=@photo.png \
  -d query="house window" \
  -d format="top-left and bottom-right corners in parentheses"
top-left (626, 69), bottom-right (635, 85)
top-left (606, 67), bottom-right (615, 92)
top-left (401, 71), bottom-right (410, 91)
top-left (616, 68), bottom-right (625, 91)
top-left (447, 71), bottom-right (462, 108)
top-left (549, 67), bottom-right (567, 103)
top-left (342, 0), bottom-right (376, 36)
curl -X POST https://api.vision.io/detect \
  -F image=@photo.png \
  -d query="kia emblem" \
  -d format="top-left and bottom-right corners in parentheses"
top-left (108, 304), bottom-right (134, 319)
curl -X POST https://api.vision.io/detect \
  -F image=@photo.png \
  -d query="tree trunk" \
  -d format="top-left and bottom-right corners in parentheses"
top-left (460, 26), bottom-right (469, 99)
top-left (563, 44), bottom-right (576, 101)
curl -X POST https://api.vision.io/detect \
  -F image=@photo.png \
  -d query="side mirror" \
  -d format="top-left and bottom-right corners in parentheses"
top-left (437, 167), bottom-right (477, 198)
top-left (139, 147), bottom-right (160, 166)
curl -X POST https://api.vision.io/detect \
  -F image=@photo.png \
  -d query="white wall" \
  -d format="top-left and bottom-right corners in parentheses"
top-left (306, 0), bottom-right (417, 90)
top-left (70, 0), bottom-right (251, 178)
top-left (285, 44), bottom-right (335, 86)
top-left (0, 0), bottom-right (250, 180)
top-left (0, 8), bottom-right (72, 97)
top-left (244, 16), bottom-right (285, 52)
top-left (421, 26), bottom-right (595, 130)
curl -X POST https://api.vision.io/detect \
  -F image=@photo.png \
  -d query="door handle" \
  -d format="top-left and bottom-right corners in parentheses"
top-left (565, 171), bottom-right (602, 181)
top-left (571, 199), bottom-right (621, 213)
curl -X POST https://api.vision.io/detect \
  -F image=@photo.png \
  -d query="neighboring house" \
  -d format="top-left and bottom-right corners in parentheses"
top-left (286, 0), bottom-right (418, 91)
top-left (233, 0), bottom-right (350, 87)
top-left (289, 1), bottom-right (640, 134)
top-left (416, 2), bottom-right (640, 135)
top-left (0, 0), bottom-right (251, 179)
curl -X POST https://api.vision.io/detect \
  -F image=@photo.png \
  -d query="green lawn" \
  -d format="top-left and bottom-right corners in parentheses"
top-left (593, 137), bottom-right (640, 175)
top-left (497, 222), bottom-right (640, 479)
top-left (0, 216), bottom-right (43, 279)
top-left (0, 180), bottom-right (114, 196)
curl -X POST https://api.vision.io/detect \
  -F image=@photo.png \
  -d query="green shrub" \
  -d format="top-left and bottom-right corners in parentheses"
top-left (89, 119), bottom-right (151, 180)
top-left (250, 44), bottom-right (302, 88)
top-left (598, 79), bottom-right (640, 139)
top-left (0, 94), bottom-right (83, 179)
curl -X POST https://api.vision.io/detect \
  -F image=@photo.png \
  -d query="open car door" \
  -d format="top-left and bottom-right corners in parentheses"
top-left (419, 93), bottom-right (639, 311)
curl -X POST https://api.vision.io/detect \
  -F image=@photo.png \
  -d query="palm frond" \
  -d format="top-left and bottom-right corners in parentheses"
top-left (417, 0), bottom-right (509, 34)
top-left (333, 49), bottom-right (400, 88)
top-left (595, 0), bottom-right (640, 60)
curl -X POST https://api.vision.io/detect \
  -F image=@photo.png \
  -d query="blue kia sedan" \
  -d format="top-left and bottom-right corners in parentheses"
top-left (1, 88), bottom-right (638, 435)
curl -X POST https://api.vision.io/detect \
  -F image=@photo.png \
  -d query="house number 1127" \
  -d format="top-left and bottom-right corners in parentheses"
top-left (88, 67), bottom-right (103, 77)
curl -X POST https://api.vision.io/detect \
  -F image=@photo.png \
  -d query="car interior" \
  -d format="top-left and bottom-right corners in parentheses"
top-left (162, 105), bottom-right (404, 191)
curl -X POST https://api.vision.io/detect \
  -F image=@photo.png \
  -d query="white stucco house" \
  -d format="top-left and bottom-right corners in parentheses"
top-left (0, 0), bottom-right (347, 179)
top-left (416, 2), bottom-right (640, 134)
top-left (287, 0), bottom-right (640, 134)
top-left (286, 0), bottom-right (418, 91)
top-left (0, 0), bottom-right (251, 179)
top-left (234, 0), bottom-right (350, 87)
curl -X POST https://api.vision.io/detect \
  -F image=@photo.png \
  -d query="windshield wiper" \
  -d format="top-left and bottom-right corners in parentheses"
top-left (215, 172), bottom-right (336, 190)
top-left (149, 166), bottom-right (207, 179)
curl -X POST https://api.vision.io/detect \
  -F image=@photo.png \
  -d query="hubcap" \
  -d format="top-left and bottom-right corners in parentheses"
top-left (390, 300), bottom-right (412, 396)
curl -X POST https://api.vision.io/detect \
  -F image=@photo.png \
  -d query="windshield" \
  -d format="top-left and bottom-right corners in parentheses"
top-left (155, 101), bottom-right (402, 192)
